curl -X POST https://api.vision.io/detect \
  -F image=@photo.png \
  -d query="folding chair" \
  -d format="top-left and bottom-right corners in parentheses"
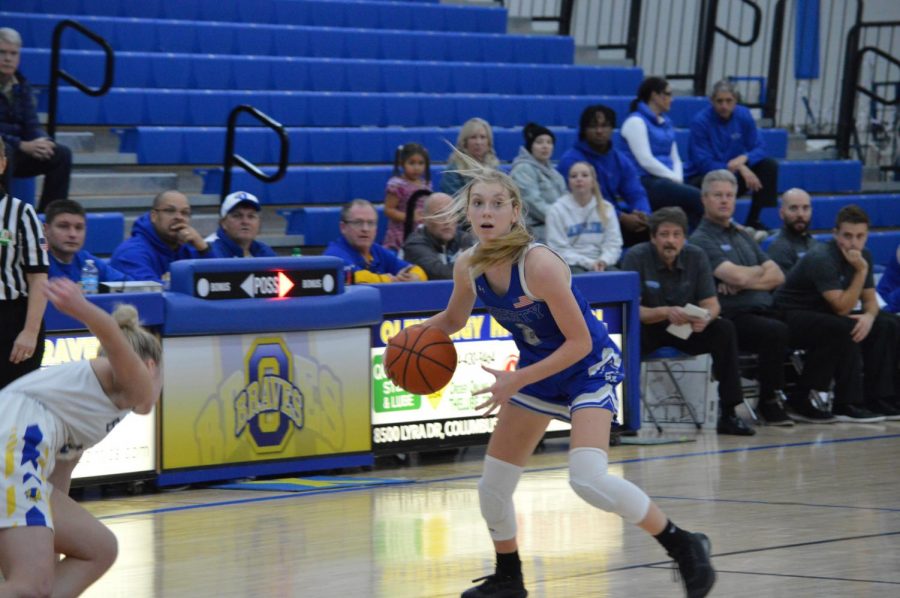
top-left (641, 347), bottom-right (705, 433)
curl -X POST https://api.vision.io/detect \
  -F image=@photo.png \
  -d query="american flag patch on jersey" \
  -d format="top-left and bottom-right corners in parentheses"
top-left (513, 295), bottom-right (534, 309)
top-left (39, 237), bottom-right (49, 252)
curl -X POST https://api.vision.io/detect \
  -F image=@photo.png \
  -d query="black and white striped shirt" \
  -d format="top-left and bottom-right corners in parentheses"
top-left (0, 193), bottom-right (49, 300)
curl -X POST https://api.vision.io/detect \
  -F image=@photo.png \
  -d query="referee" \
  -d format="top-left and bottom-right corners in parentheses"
top-left (0, 141), bottom-right (49, 389)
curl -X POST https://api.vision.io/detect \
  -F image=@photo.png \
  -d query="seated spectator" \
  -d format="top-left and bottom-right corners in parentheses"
top-left (557, 104), bottom-right (651, 246)
top-left (440, 118), bottom-right (500, 196)
top-left (403, 192), bottom-right (474, 280)
top-left (876, 244), bottom-right (900, 313)
top-left (689, 169), bottom-right (796, 426)
top-left (0, 28), bottom-right (72, 213)
top-left (622, 207), bottom-right (753, 435)
top-left (621, 77), bottom-right (703, 229)
top-left (509, 122), bottom-right (567, 242)
top-left (383, 143), bottom-right (431, 252)
top-left (325, 199), bottom-right (427, 284)
top-left (43, 199), bottom-right (130, 285)
top-left (206, 191), bottom-right (276, 258)
top-left (110, 190), bottom-right (211, 285)
top-left (766, 188), bottom-right (818, 273)
top-left (775, 205), bottom-right (900, 421)
top-left (688, 80), bottom-right (779, 230)
top-left (546, 161), bottom-right (622, 273)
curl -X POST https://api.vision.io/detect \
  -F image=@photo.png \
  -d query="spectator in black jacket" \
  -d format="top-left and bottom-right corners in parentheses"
top-left (403, 192), bottom-right (474, 280)
top-left (0, 28), bottom-right (72, 213)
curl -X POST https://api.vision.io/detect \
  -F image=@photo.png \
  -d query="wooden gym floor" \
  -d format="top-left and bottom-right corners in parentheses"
top-left (80, 422), bottom-right (900, 597)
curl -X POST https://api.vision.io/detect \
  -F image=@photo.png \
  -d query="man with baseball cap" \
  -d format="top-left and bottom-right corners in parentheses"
top-left (207, 191), bottom-right (276, 258)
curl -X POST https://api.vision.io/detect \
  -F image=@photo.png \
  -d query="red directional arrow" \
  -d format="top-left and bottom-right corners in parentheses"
top-left (277, 272), bottom-right (295, 298)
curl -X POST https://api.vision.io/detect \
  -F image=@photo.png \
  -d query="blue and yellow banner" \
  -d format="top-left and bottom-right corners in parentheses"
top-left (162, 329), bottom-right (371, 469)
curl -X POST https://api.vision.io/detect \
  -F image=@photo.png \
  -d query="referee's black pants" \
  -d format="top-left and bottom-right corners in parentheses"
top-left (726, 310), bottom-right (789, 401)
top-left (782, 309), bottom-right (900, 405)
top-left (0, 298), bottom-right (46, 390)
top-left (641, 318), bottom-right (743, 410)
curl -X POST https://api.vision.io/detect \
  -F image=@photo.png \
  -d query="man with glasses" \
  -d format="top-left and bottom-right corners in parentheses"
top-left (324, 199), bottom-right (426, 283)
top-left (206, 191), bottom-right (276, 258)
top-left (557, 104), bottom-right (651, 246)
top-left (110, 190), bottom-right (211, 284)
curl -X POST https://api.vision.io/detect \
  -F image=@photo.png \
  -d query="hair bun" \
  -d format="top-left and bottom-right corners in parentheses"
top-left (112, 304), bottom-right (140, 330)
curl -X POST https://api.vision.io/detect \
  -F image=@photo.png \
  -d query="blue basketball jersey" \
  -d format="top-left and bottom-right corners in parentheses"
top-left (473, 245), bottom-right (623, 404)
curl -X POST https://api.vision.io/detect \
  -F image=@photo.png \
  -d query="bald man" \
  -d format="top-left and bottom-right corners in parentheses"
top-left (110, 190), bottom-right (211, 284)
top-left (402, 192), bottom-right (475, 280)
top-left (766, 188), bottom-right (818, 273)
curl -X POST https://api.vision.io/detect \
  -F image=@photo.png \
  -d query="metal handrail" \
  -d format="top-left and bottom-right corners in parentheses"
top-left (687, 0), bottom-right (762, 96)
top-left (46, 19), bottom-right (114, 138)
top-left (836, 21), bottom-right (900, 159)
top-left (221, 105), bottom-right (290, 201)
top-left (715, 0), bottom-right (761, 47)
top-left (593, 0), bottom-right (642, 61)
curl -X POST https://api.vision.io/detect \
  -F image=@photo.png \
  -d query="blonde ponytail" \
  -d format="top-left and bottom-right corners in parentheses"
top-left (99, 304), bottom-right (162, 364)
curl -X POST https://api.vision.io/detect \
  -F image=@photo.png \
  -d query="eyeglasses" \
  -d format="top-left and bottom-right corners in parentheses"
top-left (343, 219), bottom-right (378, 229)
top-left (153, 207), bottom-right (192, 218)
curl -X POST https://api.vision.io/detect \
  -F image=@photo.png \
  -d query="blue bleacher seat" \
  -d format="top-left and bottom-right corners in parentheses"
top-left (120, 125), bottom-right (783, 166)
top-left (9, 178), bottom-right (36, 206)
top-left (84, 213), bottom-right (125, 256)
top-left (8, 11), bottom-right (568, 64)
top-left (735, 194), bottom-right (900, 232)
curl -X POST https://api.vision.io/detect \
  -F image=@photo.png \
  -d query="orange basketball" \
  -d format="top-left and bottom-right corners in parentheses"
top-left (384, 325), bottom-right (457, 395)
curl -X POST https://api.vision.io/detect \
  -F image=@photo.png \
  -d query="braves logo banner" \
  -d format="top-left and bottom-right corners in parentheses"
top-left (162, 329), bottom-right (371, 470)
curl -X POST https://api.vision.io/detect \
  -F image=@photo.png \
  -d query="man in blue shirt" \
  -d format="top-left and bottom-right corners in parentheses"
top-left (43, 199), bottom-right (130, 286)
top-left (324, 199), bottom-right (426, 284)
top-left (110, 190), bottom-right (211, 284)
top-left (206, 191), bottom-right (276, 258)
top-left (557, 104), bottom-right (651, 246)
top-left (688, 80), bottom-right (778, 230)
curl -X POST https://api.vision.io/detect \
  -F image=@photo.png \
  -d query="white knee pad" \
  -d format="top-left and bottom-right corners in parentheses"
top-left (478, 455), bottom-right (523, 542)
top-left (568, 447), bottom-right (650, 524)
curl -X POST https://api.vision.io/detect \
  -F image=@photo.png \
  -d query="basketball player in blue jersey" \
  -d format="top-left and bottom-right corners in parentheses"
top-left (423, 155), bottom-right (715, 598)
top-left (0, 278), bottom-right (162, 596)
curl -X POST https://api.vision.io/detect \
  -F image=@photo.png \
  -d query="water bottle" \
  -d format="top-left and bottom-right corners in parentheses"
top-left (292, 247), bottom-right (302, 257)
top-left (81, 259), bottom-right (99, 294)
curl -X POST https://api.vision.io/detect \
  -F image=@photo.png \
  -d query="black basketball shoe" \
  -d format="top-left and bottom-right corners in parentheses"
top-left (461, 573), bottom-right (527, 598)
top-left (668, 532), bottom-right (716, 598)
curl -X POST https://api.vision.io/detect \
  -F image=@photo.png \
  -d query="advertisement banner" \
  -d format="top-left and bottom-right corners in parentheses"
top-left (42, 333), bottom-right (157, 480)
top-left (371, 306), bottom-right (625, 452)
top-left (162, 328), bottom-right (371, 470)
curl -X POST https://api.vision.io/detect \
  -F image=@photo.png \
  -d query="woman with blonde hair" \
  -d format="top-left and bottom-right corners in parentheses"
top-left (439, 117), bottom-right (500, 196)
top-left (546, 161), bottom-right (623, 273)
top-left (422, 153), bottom-right (715, 598)
top-left (0, 278), bottom-right (162, 596)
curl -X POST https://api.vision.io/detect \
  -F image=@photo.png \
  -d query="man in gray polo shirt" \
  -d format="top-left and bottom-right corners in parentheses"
top-left (775, 205), bottom-right (899, 422)
top-left (622, 207), bottom-right (755, 435)
top-left (766, 188), bottom-right (818, 274)
top-left (689, 169), bottom-right (801, 425)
